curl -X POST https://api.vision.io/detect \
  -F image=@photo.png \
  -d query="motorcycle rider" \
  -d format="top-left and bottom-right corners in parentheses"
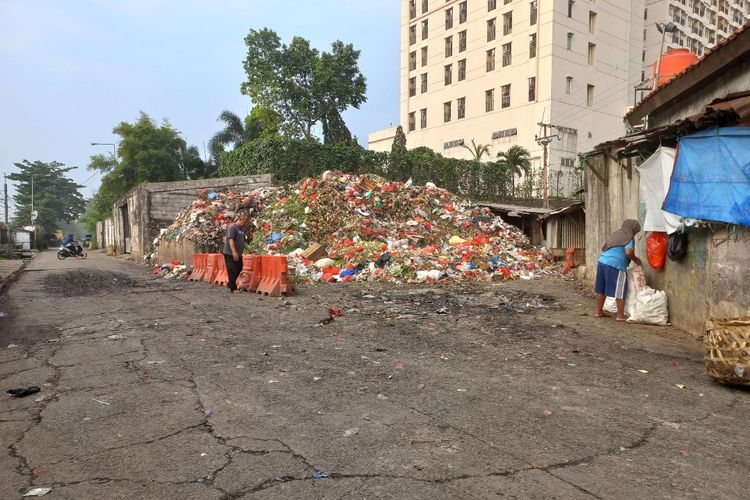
top-left (62, 234), bottom-right (81, 257)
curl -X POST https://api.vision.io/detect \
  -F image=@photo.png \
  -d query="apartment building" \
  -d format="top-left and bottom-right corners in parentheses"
top-left (642, 0), bottom-right (750, 83)
top-left (369, 0), bottom-right (644, 196)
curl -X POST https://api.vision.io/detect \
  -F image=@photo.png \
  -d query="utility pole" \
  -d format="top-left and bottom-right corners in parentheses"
top-left (3, 174), bottom-right (7, 224)
top-left (535, 123), bottom-right (559, 208)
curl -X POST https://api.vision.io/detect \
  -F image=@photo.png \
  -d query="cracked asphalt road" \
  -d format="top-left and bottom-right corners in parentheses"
top-left (1, 250), bottom-right (748, 499)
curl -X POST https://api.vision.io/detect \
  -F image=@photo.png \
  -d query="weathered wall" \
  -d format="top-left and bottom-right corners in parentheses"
top-left (104, 217), bottom-right (115, 255)
top-left (95, 221), bottom-right (104, 250)
top-left (585, 154), bottom-right (750, 335)
top-left (584, 154), bottom-right (641, 280)
top-left (156, 238), bottom-right (199, 266)
top-left (111, 175), bottom-right (272, 261)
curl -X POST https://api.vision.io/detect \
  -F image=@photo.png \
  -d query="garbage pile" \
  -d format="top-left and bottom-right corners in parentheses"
top-left (155, 172), bottom-right (551, 284)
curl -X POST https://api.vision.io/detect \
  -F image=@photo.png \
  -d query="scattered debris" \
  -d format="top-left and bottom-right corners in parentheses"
top-left (343, 428), bottom-right (360, 437)
top-left (7, 386), bottom-right (40, 398)
top-left (312, 471), bottom-right (331, 479)
top-left (106, 334), bottom-right (126, 341)
top-left (638, 370), bottom-right (649, 374)
top-left (23, 487), bottom-right (52, 497)
top-left (91, 397), bottom-right (112, 406)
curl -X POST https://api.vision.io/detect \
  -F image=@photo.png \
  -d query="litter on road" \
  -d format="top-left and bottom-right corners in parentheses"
top-left (7, 386), bottom-right (41, 398)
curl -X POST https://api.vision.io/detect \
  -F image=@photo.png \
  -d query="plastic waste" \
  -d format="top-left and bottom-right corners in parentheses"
top-left (7, 386), bottom-right (41, 398)
top-left (627, 287), bottom-right (669, 325)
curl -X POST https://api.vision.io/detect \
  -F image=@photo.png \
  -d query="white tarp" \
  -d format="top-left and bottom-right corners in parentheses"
top-left (636, 147), bottom-right (682, 234)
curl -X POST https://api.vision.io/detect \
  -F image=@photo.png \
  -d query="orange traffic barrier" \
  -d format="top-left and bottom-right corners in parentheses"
top-left (213, 254), bottom-right (229, 286)
top-left (237, 254), bottom-right (261, 292)
top-left (189, 253), bottom-right (207, 282)
top-left (256, 255), bottom-right (293, 297)
top-left (203, 253), bottom-right (221, 284)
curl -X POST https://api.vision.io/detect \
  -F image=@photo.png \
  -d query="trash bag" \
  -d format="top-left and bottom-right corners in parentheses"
top-left (646, 232), bottom-right (668, 270)
top-left (627, 288), bottom-right (669, 325)
top-left (667, 229), bottom-right (688, 261)
top-left (603, 297), bottom-right (618, 314)
top-left (626, 265), bottom-right (647, 318)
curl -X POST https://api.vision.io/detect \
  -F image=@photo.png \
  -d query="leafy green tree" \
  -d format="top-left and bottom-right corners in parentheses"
top-left (240, 28), bottom-right (366, 141)
top-left (8, 160), bottom-right (85, 234)
top-left (81, 112), bottom-right (196, 232)
top-left (496, 145), bottom-right (531, 197)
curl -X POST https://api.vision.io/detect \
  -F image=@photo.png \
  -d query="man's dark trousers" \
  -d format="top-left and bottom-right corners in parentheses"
top-left (224, 253), bottom-right (243, 292)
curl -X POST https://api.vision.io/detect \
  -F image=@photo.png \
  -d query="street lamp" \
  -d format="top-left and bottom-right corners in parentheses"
top-left (91, 142), bottom-right (117, 163)
top-left (654, 21), bottom-right (678, 89)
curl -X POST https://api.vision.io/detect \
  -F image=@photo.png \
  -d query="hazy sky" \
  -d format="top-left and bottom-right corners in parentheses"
top-left (0, 0), bottom-right (400, 219)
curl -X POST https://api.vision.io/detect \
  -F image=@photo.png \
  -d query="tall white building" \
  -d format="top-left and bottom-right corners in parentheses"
top-left (369, 0), bottom-right (645, 197)
top-left (642, 0), bottom-right (750, 83)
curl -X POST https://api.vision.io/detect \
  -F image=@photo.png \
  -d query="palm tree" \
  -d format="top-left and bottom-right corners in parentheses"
top-left (208, 110), bottom-right (252, 162)
top-left (497, 145), bottom-right (531, 198)
top-left (460, 139), bottom-right (490, 161)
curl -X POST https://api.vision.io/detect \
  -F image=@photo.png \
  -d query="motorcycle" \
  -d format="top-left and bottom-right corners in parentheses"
top-left (57, 243), bottom-right (87, 260)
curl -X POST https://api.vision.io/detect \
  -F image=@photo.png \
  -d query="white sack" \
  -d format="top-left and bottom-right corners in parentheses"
top-left (628, 288), bottom-right (669, 325)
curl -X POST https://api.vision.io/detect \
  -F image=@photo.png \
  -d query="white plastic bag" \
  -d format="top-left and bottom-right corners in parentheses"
top-left (603, 297), bottom-right (618, 314)
top-left (626, 266), bottom-right (647, 318)
top-left (627, 288), bottom-right (669, 325)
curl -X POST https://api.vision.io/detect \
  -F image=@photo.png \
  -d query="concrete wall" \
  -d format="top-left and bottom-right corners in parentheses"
top-left (112, 175), bottom-right (272, 262)
top-left (104, 218), bottom-right (115, 255)
top-left (584, 154), bottom-right (642, 280)
top-left (156, 238), bottom-right (199, 267)
top-left (585, 153), bottom-right (750, 335)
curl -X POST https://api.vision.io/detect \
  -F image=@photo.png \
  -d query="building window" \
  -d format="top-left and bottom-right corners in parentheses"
top-left (458, 97), bottom-right (466, 119)
top-left (458, 58), bottom-right (466, 81)
top-left (489, 0), bottom-right (497, 11)
top-left (409, 51), bottom-right (417, 71)
top-left (444, 64), bottom-right (453, 85)
top-left (409, 25), bottom-right (417, 45)
top-left (528, 77), bottom-right (536, 101)
top-left (410, 0), bottom-right (417, 19)
top-left (504, 0), bottom-right (512, 4)
top-left (503, 11), bottom-right (513, 36)
top-left (501, 84), bottom-right (511, 108)
top-left (529, 33), bottom-right (537, 58)
top-left (459, 30), bottom-right (467, 52)
top-left (560, 157), bottom-right (575, 167)
top-left (486, 89), bottom-right (495, 112)
top-left (486, 49), bottom-right (496, 71)
top-left (502, 42), bottom-right (512, 66)
top-left (568, 0), bottom-right (575, 18)
top-left (530, 1), bottom-right (538, 25)
top-left (445, 36), bottom-right (453, 57)
top-left (444, 101), bottom-right (452, 122)
top-left (644, 8), bottom-right (648, 20)
top-left (589, 11), bottom-right (597, 34)
top-left (422, 19), bottom-right (429, 40)
top-left (488, 18), bottom-right (497, 41)
top-left (566, 76), bottom-right (573, 95)
top-left (641, 50), bottom-right (645, 62)
top-left (445, 7), bottom-right (454, 30)
top-left (459, 1), bottom-right (467, 23)
top-left (422, 0), bottom-right (428, 14)
top-left (408, 112), bottom-right (416, 132)
top-left (421, 72), bottom-right (428, 93)
top-left (567, 32), bottom-right (574, 50)
top-left (421, 46), bottom-right (428, 66)
top-left (587, 84), bottom-right (595, 107)
top-left (409, 77), bottom-right (416, 97)
top-left (643, 28), bottom-right (647, 41)
top-left (420, 108), bottom-right (427, 128)
top-left (588, 43), bottom-right (596, 65)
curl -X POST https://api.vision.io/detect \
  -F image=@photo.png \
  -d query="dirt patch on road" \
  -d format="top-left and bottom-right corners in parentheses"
top-left (43, 270), bottom-right (139, 296)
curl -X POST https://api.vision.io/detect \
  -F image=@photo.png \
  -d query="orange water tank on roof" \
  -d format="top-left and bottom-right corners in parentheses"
top-left (652, 48), bottom-right (698, 87)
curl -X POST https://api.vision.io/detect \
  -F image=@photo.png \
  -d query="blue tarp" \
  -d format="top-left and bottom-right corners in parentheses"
top-left (663, 126), bottom-right (750, 227)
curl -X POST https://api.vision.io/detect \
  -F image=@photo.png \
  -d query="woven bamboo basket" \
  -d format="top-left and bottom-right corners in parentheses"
top-left (705, 317), bottom-right (750, 387)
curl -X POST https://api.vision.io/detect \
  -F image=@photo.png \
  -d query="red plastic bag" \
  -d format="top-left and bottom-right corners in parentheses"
top-left (646, 232), bottom-right (668, 270)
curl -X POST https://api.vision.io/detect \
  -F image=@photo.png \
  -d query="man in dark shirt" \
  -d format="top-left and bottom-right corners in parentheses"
top-left (223, 212), bottom-right (248, 293)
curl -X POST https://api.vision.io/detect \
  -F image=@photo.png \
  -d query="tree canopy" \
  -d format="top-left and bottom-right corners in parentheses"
top-left (8, 160), bottom-right (85, 234)
top-left (82, 112), bottom-right (210, 232)
top-left (208, 107), bottom-right (281, 163)
top-left (240, 28), bottom-right (366, 142)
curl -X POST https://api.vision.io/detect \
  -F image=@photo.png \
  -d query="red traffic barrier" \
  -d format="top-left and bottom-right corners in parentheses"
top-left (256, 255), bottom-right (293, 297)
top-left (237, 254), bottom-right (261, 292)
top-left (189, 253), bottom-right (208, 282)
top-left (203, 254), bottom-right (221, 284)
top-left (213, 254), bottom-right (229, 286)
